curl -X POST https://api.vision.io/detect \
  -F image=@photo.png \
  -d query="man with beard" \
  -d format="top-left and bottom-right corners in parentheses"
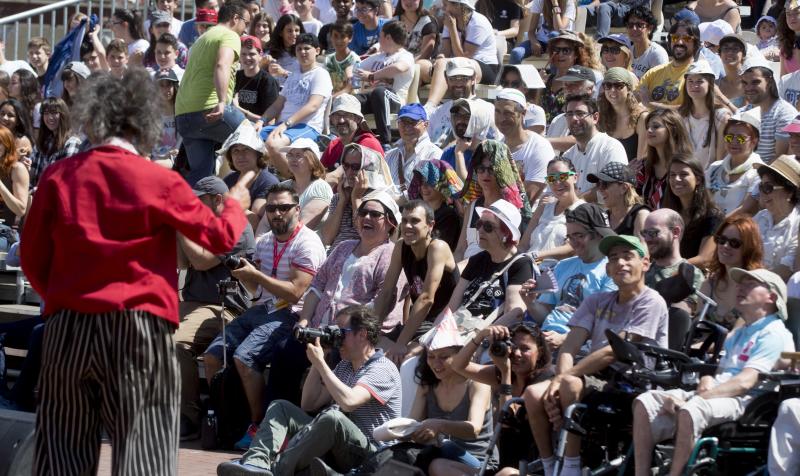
top-left (496, 88), bottom-right (554, 202)
top-left (739, 60), bottom-right (797, 164)
top-left (320, 94), bottom-right (383, 172)
top-left (427, 57), bottom-right (499, 148)
top-left (545, 66), bottom-right (597, 153)
top-left (384, 104), bottom-right (442, 198)
top-left (203, 182), bottom-right (327, 450)
top-left (639, 20), bottom-right (698, 107)
top-left (561, 94), bottom-right (628, 202)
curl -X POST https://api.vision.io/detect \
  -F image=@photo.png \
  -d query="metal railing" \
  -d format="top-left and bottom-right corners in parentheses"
top-left (0, 0), bottom-right (194, 60)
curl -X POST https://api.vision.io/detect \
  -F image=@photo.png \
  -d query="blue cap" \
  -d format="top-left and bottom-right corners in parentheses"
top-left (398, 103), bottom-right (427, 121)
top-left (674, 8), bottom-right (700, 26)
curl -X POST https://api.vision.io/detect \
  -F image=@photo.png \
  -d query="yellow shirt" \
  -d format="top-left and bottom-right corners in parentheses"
top-left (175, 25), bottom-right (241, 116)
top-left (640, 61), bottom-right (691, 106)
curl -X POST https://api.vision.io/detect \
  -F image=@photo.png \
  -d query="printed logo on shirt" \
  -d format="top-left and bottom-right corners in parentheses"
top-left (738, 339), bottom-right (755, 362)
top-left (784, 88), bottom-right (800, 109)
top-left (238, 89), bottom-right (257, 105)
top-left (499, 9), bottom-right (509, 19)
top-left (650, 79), bottom-right (680, 102)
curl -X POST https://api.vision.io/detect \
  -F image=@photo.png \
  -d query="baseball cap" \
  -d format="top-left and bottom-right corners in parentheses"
top-left (150, 10), bottom-right (173, 26)
top-left (193, 176), bottom-right (229, 196)
top-left (598, 33), bottom-right (632, 51)
top-left (719, 34), bottom-right (746, 52)
top-left (475, 199), bottom-right (522, 241)
top-left (63, 61), bottom-right (90, 79)
top-left (556, 65), bottom-right (595, 83)
top-left (446, 57), bottom-right (476, 78)
top-left (782, 115), bottom-right (800, 134)
top-left (495, 88), bottom-right (528, 109)
top-left (729, 268), bottom-right (788, 320)
top-left (587, 162), bottom-right (636, 186)
top-left (241, 35), bottom-right (262, 52)
top-left (330, 94), bottom-right (364, 119)
top-left (684, 59), bottom-right (715, 77)
top-left (599, 235), bottom-right (647, 257)
top-left (398, 103), bottom-right (427, 121)
top-left (196, 8), bottom-right (218, 24)
top-left (728, 107), bottom-right (761, 134)
top-left (699, 19), bottom-right (733, 46)
top-left (281, 137), bottom-right (321, 160)
top-left (603, 67), bottom-right (633, 89)
top-left (565, 203), bottom-right (615, 238)
top-left (154, 68), bottom-right (179, 83)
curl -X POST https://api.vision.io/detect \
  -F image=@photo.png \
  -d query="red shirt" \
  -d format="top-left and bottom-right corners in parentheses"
top-left (21, 145), bottom-right (248, 326)
top-left (320, 131), bottom-right (383, 169)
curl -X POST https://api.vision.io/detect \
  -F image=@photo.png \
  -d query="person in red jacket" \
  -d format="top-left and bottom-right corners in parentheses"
top-left (21, 68), bottom-right (252, 476)
top-left (320, 93), bottom-right (384, 172)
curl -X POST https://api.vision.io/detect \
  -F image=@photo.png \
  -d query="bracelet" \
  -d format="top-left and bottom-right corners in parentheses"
top-left (500, 384), bottom-right (513, 395)
top-left (471, 337), bottom-right (482, 346)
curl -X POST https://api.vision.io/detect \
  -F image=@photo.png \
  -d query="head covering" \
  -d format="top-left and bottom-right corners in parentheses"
top-left (361, 189), bottom-right (401, 228)
top-left (556, 65), bottom-right (595, 83)
top-left (719, 34), bottom-right (746, 52)
top-left (587, 162), bottom-right (636, 185)
top-left (495, 88), bottom-right (528, 109)
top-left (729, 107), bottom-right (762, 133)
top-left (154, 68), bottom-right (179, 83)
top-left (741, 55), bottom-right (772, 75)
top-left (565, 203), bottom-right (615, 237)
top-left (476, 199), bottom-right (523, 241)
top-left (599, 33), bottom-right (633, 51)
top-left (755, 155), bottom-right (800, 189)
top-left (281, 137), bottom-right (321, 160)
top-left (457, 140), bottom-right (532, 223)
top-left (217, 120), bottom-right (265, 157)
top-left (342, 143), bottom-right (395, 190)
top-left (782, 115), bottom-right (800, 133)
top-left (150, 10), bottom-right (173, 26)
top-left (684, 59), bottom-right (715, 77)
top-left (241, 35), bottom-right (262, 51)
top-left (446, 0), bottom-right (477, 10)
top-left (446, 57), bottom-right (476, 78)
top-left (729, 268), bottom-right (788, 320)
top-left (423, 309), bottom-right (464, 350)
top-left (599, 235), bottom-right (647, 257)
top-left (674, 8), bottom-right (701, 26)
top-left (398, 103), bottom-right (427, 121)
top-left (193, 176), bottom-right (229, 196)
top-left (331, 93), bottom-right (364, 119)
top-left (450, 98), bottom-right (497, 143)
top-left (552, 30), bottom-right (584, 45)
top-left (603, 67), bottom-right (633, 89)
top-left (407, 159), bottom-right (464, 202)
top-left (63, 61), bottom-right (90, 79)
top-left (699, 19), bottom-right (733, 46)
top-left (500, 65), bottom-right (545, 89)
top-left (196, 8), bottom-right (218, 24)
top-left (755, 15), bottom-right (777, 31)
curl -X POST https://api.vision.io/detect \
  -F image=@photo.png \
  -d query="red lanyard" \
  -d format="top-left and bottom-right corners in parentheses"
top-left (272, 224), bottom-right (303, 277)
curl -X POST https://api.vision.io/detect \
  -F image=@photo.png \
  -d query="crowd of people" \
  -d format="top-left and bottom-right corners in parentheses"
top-left (4, 0), bottom-right (800, 475)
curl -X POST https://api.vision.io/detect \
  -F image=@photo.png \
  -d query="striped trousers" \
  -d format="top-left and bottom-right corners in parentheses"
top-left (35, 309), bottom-right (179, 476)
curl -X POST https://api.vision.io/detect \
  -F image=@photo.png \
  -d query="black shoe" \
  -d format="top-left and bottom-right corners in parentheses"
top-left (309, 457), bottom-right (342, 476)
top-left (180, 415), bottom-right (200, 441)
top-left (217, 460), bottom-right (274, 476)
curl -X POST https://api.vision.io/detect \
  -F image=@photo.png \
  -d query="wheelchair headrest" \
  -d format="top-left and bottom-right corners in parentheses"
top-left (652, 262), bottom-right (696, 305)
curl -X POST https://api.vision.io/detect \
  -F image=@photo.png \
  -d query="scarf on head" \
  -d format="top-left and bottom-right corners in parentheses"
top-left (407, 159), bottom-right (464, 202)
top-left (343, 143), bottom-right (395, 191)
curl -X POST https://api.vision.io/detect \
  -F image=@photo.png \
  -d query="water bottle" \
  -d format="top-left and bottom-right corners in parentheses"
top-left (351, 60), bottom-right (362, 90)
top-left (201, 409), bottom-right (218, 449)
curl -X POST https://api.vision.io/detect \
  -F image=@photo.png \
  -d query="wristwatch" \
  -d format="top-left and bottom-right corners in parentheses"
top-left (285, 119), bottom-right (294, 128)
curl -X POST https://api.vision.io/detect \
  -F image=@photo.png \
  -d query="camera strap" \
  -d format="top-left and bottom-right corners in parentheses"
top-left (272, 223), bottom-right (303, 277)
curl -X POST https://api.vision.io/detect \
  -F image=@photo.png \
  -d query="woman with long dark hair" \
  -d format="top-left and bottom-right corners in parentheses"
top-left (597, 67), bottom-right (647, 160)
top-left (60, 61), bottom-right (89, 109)
top-left (31, 98), bottom-right (82, 188)
top-left (9, 69), bottom-right (41, 131)
top-left (677, 60), bottom-right (730, 168)
top-left (394, 0), bottom-right (439, 62)
top-left (110, 9), bottom-right (149, 65)
top-left (264, 14), bottom-right (305, 85)
top-left (662, 153), bottom-right (722, 265)
top-left (779, 7), bottom-right (800, 75)
top-left (0, 99), bottom-right (35, 169)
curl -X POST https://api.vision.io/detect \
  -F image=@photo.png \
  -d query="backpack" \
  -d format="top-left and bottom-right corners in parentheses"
top-left (202, 364), bottom-right (251, 450)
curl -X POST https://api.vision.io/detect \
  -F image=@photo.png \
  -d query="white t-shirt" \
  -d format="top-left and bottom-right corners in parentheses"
top-left (280, 65), bottom-right (333, 133)
top-left (302, 18), bottom-right (324, 37)
top-left (315, 0), bottom-right (338, 24)
top-left (360, 48), bottom-right (416, 104)
top-left (562, 132), bottom-right (628, 195)
top-left (755, 206), bottom-right (800, 272)
top-left (525, 103), bottom-right (546, 130)
top-left (705, 153), bottom-right (763, 215)
top-left (128, 38), bottom-right (150, 56)
top-left (530, 0), bottom-right (577, 44)
top-left (779, 70), bottom-right (800, 109)
top-left (442, 12), bottom-right (498, 65)
top-left (545, 113), bottom-right (569, 138)
top-left (631, 42), bottom-right (669, 79)
top-left (507, 131), bottom-right (554, 183)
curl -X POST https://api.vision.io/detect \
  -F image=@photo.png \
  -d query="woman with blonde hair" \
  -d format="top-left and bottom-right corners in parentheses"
top-left (279, 137), bottom-right (333, 231)
top-left (587, 162), bottom-right (649, 240)
top-left (597, 67), bottom-right (647, 160)
top-left (540, 31), bottom-right (602, 122)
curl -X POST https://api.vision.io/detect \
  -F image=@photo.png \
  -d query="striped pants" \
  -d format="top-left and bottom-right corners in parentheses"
top-left (35, 309), bottom-right (180, 476)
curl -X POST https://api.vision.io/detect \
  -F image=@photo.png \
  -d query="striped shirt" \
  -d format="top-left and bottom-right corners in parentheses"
top-left (254, 225), bottom-right (326, 313)
top-left (740, 99), bottom-right (797, 164)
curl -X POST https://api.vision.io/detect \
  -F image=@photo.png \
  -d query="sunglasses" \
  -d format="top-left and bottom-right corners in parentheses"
top-left (759, 182), bottom-right (785, 195)
top-left (342, 162), bottom-right (362, 172)
top-left (357, 209), bottom-right (386, 219)
top-left (475, 219), bottom-right (499, 233)
top-left (603, 82), bottom-right (627, 91)
top-left (596, 180), bottom-right (618, 190)
top-left (475, 165), bottom-right (495, 175)
top-left (724, 134), bottom-right (751, 144)
top-left (601, 46), bottom-right (622, 55)
top-left (265, 203), bottom-right (297, 213)
top-left (546, 171), bottom-right (576, 184)
top-left (670, 34), bottom-right (693, 44)
top-left (501, 80), bottom-right (523, 88)
top-left (551, 46), bottom-right (574, 56)
top-left (713, 235), bottom-right (743, 249)
top-left (640, 228), bottom-right (660, 239)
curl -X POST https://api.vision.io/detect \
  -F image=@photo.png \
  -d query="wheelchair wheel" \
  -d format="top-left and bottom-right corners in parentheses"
top-left (686, 459), bottom-right (716, 476)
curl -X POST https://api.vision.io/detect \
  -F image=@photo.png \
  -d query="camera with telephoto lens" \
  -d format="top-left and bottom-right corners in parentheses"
top-left (222, 255), bottom-right (247, 271)
top-left (294, 325), bottom-right (345, 348)
top-left (490, 339), bottom-right (517, 357)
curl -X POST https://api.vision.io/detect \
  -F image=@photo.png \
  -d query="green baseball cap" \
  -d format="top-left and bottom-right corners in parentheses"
top-left (599, 235), bottom-right (646, 257)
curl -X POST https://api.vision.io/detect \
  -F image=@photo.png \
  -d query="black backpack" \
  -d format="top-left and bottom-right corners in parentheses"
top-left (201, 364), bottom-right (251, 450)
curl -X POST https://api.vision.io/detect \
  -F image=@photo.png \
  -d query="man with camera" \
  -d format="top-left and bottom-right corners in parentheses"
top-left (203, 182), bottom-right (327, 449)
top-left (175, 176), bottom-right (256, 440)
top-left (217, 305), bottom-right (402, 476)
top-left (524, 235), bottom-right (668, 476)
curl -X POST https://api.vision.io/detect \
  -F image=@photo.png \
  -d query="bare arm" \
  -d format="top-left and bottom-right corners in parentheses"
top-left (214, 46), bottom-right (236, 105)
top-left (416, 33), bottom-right (437, 61)
top-left (299, 198), bottom-right (330, 230)
top-left (230, 262), bottom-right (314, 304)
top-left (373, 243), bottom-right (404, 318)
top-left (176, 233), bottom-right (222, 271)
top-left (301, 365), bottom-right (333, 411)
top-left (698, 367), bottom-right (759, 400)
top-left (496, 19), bottom-right (520, 39)
top-left (313, 355), bottom-right (373, 412)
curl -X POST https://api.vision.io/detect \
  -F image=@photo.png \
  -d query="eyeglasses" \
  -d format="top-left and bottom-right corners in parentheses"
top-left (357, 209), bottom-right (386, 219)
top-left (759, 182), bottom-right (785, 195)
top-left (475, 219), bottom-right (499, 233)
top-left (670, 34), bottom-right (693, 44)
top-left (551, 46), bottom-right (574, 56)
top-left (500, 80), bottom-right (523, 88)
top-left (355, 6), bottom-right (374, 13)
top-left (265, 203), bottom-right (298, 213)
top-left (564, 110), bottom-right (591, 119)
top-left (566, 231), bottom-right (592, 242)
top-left (448, 75), bottom-right (472, 83)
top-left (724, 134), bottom-right (751, 144)
top-left (601, 46), bottom-right (622, 55)
top-left (713, 235), bottom-right (743, 249)
top-left (788, 7), bottom-right (800, 17)
top-left (603, 82), bottom-right (627, 91)
top-left (626, 21), bottom-right (648, 30)
top-left (640, 228), bottom-right (660, 239)
top-left (475, 165), bottom-right (494, 175)
top-left (545, 171), bottom-right (576, 184)
top-left (342, 162), bottom-right (361, 172)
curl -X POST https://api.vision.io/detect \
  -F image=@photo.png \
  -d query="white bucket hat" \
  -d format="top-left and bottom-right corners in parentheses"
top-left (330, 93), bottom-right (364, 119)
top-left (217, 120), bottom-right (266, 157)
top-left (476, 199), bottom-right (522, 241)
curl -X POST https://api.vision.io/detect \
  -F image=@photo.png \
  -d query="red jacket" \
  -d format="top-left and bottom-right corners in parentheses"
top-left (21, 145), bottom-right (247, 326)
top-left (320, 131), bottom-right (383, 170)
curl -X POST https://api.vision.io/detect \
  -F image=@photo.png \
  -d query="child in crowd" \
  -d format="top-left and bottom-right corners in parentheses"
top-left (294, 0), bottom-right (323, 36)
top-left (106, 39), bottom-right (129, 79)
top-left (144, 12), bottom-right (189, 69)
top-left (325, 21), bottom-right (360, 96)
top-left (250, 12), bottom-right (275, 49)
top-left (150, 33), bottom-right (185, 80)
top-left (756, 15), bottom-right (780, 62)
top-left (351, 0), bottom-right (387, 55)
top-left (319, 0), bottom-right (355, 53)
top-left (26, 37), bottom-right (50, 85)
top-left (194, 8), bottom-right (218, 37)
top-left (153, 69), bottom-right (181, 168)
top-left (235, 36), bottom-right (280, 123)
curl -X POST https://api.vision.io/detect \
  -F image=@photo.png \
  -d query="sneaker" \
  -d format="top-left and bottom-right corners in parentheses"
top-left (233, 423), bottom-right (259, 450)
top-left (309, 457), bottom-right (342, 476)
top-left (217, 460), bottom-right (273, 476)
top-left (180, 415), bottom-right (199, 441)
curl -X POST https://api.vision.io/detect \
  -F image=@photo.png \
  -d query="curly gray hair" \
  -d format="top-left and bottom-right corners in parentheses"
top-left (71, 68), bottom-right (162, 155)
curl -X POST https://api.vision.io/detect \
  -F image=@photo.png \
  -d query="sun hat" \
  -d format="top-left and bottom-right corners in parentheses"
top-left (729, 268), bottom-right (788, 320)
top-left (475, 199), bottom-right (522, 241)
top-left (217, 120), bottom-right (266, 156)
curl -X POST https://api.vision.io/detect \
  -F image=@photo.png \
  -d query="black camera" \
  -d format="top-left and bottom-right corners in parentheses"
top-left (294, 325), bottom-right (345, 348)
top-left (222, 255), bottom-right (247, 271)
top-left (490, 339), bottom-right (517, 357)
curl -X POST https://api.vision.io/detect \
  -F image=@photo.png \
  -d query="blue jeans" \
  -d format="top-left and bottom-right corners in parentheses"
top-left (509, 40), bottom-right (533, 65)
top-left (591, 1), bottom-right (634, 38)
top-left (438, 440), bottom-right (481, 469)
top-left (175, 105), bottom-right (246, 186)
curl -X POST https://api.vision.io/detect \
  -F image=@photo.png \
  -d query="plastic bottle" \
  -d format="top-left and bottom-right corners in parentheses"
top-left (351, 60), bottom-right (362, 90)
top-left (201, 409), bottom-right (218, 449)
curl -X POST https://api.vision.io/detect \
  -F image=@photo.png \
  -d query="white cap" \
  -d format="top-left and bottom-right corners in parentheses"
top-left (505, 64), bottom-right (546, 89)
top-left (425, 310), bottom-right (464, 350)
top-left (684, 59), bottom-right (715, 77)
top-left (699, 19), bottom-right (733, 46)
top-left (447, 0), bottom-right (477, 9)
top-left (281, 137), bottom-right (321, 159)
top-left (330, 93), bottom-right (364, 119)
top-left (495, 88), bottom-right (528, 109)
top-left (729, 106), bottom-right (762, 133)
top-left (741, 55), bottom-right (772, 75)
top-left (63, 61), bottom-right (91, 79)
top-left (446, 57), bottom-right (475, 78)
top-left (217, 120), bottom-right (265, 156)
top-left (361, 189), bottom-right (401, 227)
top-left (476, 199), bottom-right (522, 241)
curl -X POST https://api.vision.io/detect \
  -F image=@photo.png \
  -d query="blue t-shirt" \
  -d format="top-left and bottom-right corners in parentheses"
top-left (441, 146), bottom-right (474, 172)
top-left (717, 314), bottom-right (793, 381)
top-left (223, 169), bottom-right (279, 201)
top-left (179, 19), bottom-right (200, 48)
top-left (537, 256), bottom-right (617, 333)
top-left (350, 18), bottom-right (389, 55)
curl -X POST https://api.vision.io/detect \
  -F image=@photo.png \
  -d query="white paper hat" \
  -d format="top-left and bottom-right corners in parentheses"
top-left (217, 120), bottom-right (266, 156)
top-left (423, 309), bottom-right (464, 350)
top-left (373, 418), bottom-right (421, 442)
top-left (281, 137), bottom-right (321, 160)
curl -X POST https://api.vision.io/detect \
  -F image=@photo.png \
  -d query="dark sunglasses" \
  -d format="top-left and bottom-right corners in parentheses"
top-left (475, 219), bottom-right (498, 233)
top-left (713, 235), bottom-right (743, 249)
top-left (551, 46), bottom-right (574, 55)
top-left (342, 162), bottom-right (362, 172)
top-left (265, 203), bottom-right (297, 213)
top-left (601, 46), bottom-right (622, 55)
top-left (603, 82), bottom-right (627, 91)
top-left (357, 209), bottom-right (386, 219)
top-left (596, 180), bottom-right (619, 190)
top-left (759, 182), bottom-right (785, 195)
top-left (475, 165), bottom-right (495, 175)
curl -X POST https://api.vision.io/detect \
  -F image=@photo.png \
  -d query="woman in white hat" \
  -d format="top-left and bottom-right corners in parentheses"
top-left (677, 60), bottom-right (731, 168)
top-left (280, 137), bottom-right (333, 231)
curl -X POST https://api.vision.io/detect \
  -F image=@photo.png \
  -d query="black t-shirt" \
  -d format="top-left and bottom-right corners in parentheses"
top-left (234, 69), bottom-right (280, 117)
top-left (460, 251), bottom-right (533, 318)
top-left (493, 0), bottom-right (523, 33)
top-left (680, 210), bottom-right (723, 259)
top-left (434, 204), bottom-right (461, 252)
top-left (401, 241), bottom-right (461, 321)
top-left (182, 224), bottom-right (256, 314)
top-left (224, 169), bottom-right (279, 202)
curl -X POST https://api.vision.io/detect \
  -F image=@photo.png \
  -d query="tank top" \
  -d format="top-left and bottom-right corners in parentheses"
top-left (0, 173), bottom-right (17, 227)
top-left (617, 132), bottom-right (638, 161)
top-left (609, 203), bottom-right (650, 236)
top-left (400, 242), bottom-right (460, 321)
top-left (425, 383), bottom-right (497, 463)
